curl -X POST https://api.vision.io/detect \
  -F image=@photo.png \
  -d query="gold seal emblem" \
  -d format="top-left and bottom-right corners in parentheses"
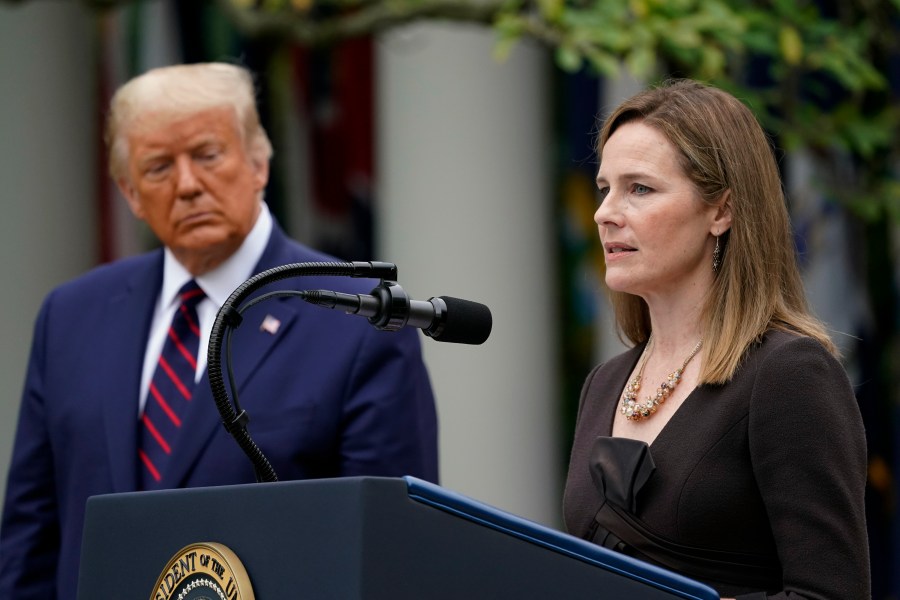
top-left (149, 542), bottom-right (255, 600)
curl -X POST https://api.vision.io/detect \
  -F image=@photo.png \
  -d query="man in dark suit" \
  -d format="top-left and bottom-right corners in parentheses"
top-left (0, 62), bottom-right (438, 600)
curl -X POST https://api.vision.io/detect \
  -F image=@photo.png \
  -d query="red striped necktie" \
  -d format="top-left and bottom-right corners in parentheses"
top-left (138, 280), bottom-right (205, 489)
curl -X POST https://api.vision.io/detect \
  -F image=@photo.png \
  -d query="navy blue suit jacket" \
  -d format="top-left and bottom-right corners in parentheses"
top-left (0, 224), bottom-right (438, 599)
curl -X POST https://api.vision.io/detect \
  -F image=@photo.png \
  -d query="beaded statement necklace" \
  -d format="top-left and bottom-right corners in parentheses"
top-left (620, 336), bottom-right (703, 421)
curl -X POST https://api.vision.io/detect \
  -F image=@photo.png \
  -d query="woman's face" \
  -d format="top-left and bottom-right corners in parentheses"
top-left (594, 121), bottom-right (721, 303)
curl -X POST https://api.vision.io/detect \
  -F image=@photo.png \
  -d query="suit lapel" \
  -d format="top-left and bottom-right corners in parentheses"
top-left (160, 227), bottom-right (302, 487)
top-left (100, 256), bottom-right (162, 492)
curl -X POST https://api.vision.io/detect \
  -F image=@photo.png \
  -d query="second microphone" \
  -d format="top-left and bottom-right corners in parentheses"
top-left (300, 281), bottom-right (492, 345)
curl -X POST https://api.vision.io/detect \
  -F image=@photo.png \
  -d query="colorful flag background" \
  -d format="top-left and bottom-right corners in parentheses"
top-left (552, 67), bottom-right (604, 450)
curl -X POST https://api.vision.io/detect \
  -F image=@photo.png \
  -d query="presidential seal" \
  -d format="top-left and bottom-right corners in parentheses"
top-left (150, 542), bottom-right (255, 600)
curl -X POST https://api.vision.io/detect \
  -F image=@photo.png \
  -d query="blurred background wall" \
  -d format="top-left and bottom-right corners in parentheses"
top-left (0, 2), bottom-right (98, 500)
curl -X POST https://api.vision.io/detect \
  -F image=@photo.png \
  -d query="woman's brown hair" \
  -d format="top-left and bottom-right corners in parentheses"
top-left (598, 79), bottom-right (836, 384)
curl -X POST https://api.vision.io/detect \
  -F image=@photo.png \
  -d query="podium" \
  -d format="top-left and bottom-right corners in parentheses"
top-left (77, 476), bottom-right (718, 599)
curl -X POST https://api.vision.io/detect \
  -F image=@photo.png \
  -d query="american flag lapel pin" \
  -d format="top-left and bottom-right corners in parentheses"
top-left (260, 314), bottom-right (281, 335)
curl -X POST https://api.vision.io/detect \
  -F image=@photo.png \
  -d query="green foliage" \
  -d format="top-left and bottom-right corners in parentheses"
top-left (483, 0), bottom-right (900, 222)
top-left (44, 0), bottom-right (898, 220)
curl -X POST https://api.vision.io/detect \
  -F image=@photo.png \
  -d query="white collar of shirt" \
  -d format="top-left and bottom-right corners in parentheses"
top-left (139, 202), bottom-right (274, 413)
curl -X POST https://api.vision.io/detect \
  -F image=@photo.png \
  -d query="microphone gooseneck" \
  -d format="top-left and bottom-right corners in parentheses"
top-left (208, 261), bottom-right (399, 484)
top-left (208, 261), bottom-right (491, 484)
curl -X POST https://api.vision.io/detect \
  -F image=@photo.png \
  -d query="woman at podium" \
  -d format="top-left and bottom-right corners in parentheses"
top-left (563, 79), bottom-right (869, 599)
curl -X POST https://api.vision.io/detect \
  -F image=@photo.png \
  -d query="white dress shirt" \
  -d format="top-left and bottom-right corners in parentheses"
top-left (138, 203), bottom-right (273, 414)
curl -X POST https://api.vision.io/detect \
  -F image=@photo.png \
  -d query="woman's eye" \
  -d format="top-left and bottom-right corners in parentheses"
top-left (633, 183), bottom-right (650, 195)
top-left (597, 186), bottom-right (610, 201)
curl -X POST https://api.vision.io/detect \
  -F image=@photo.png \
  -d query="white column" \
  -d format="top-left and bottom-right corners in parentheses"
top-left (0, 3), bottom-right (97, 501)
top-left (376, 23), bottom-right (562, 525)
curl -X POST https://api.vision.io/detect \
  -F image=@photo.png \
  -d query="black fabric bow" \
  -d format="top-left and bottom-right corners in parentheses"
top-left (588, 436), bottom-right (656, 513)
top-left (586, 436), bottom-right (781, 588)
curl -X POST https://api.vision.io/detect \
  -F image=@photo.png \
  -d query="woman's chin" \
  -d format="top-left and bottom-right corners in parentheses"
top-left (604, 276), bottom-right (637, 295)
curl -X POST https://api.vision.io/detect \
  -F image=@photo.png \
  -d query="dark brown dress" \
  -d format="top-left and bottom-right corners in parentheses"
top-left (563, 331), bottom-right (869, 599)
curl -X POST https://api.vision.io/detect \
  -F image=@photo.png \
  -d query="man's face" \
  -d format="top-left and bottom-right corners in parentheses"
top-left (117, 106), bottom-right (269, 275)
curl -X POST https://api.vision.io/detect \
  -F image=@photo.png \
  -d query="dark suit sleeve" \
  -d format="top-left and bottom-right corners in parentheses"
top-left (0, 296), bottom-right (61, 599)
top-left (337, 323), bottom-right (439, 482)
top-left (747, 336), bottom-right (869, 600)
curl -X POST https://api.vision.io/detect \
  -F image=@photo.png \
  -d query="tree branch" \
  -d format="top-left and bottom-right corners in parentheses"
top-left (215, 0), bottom-right (507, 46)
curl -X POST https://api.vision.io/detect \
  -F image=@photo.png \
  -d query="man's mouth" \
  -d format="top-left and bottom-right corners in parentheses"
top-left (180, 211), bottom-right (215, 225)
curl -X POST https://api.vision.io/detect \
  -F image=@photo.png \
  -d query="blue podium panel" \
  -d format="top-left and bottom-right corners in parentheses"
top-left (403, 476), bottom-right (718, 600)
top-left (77, 477), bottom-right (719, 599)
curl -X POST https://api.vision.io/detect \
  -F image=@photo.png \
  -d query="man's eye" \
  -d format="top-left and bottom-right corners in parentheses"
top-left (196, 148), bottom-right (222, 163)
top-left (144, 163), bottom-right (170, 178)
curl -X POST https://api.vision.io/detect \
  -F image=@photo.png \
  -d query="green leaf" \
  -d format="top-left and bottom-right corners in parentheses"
top-left (779, 25), bottom-right (803, 65)
top-left (625, 45), bottom-right (656, 77)
top-left (537, 0), bottom-right (563, 22)
top-left (583, 49), bottom-right (622, 78)
top-left (556, 45), bottom-right (583, 73)
top-left (494, 14), bottom-right (524, 37)
top-left (493, 35), bottom-right (520, 63)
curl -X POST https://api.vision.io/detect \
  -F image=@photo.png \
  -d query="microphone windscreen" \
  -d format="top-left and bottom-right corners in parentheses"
top-left (432, 296), bottom-right (492, 345)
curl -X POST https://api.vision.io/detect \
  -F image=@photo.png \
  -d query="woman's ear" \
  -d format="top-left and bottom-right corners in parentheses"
top-left (711, 189), bottom-right (733, 235)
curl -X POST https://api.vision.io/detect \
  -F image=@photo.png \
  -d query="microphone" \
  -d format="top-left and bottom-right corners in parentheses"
top-left (301, 281), bottom-right (492, 345)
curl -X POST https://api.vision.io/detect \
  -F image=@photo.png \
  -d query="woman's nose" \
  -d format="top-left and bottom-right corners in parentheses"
top-left (594, 190), bottom-right (621, 227)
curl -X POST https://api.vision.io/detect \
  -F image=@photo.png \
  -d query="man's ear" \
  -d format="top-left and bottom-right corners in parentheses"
top-left (117, 178), bottom-right (145, 220)
top-left (711, 189), bottom-right (733, 235)
top-left (250, 148), bottom-right (270, 192)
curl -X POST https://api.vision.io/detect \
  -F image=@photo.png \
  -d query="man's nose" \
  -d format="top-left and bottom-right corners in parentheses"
top-left (174, 156), bottom-right (202, 198)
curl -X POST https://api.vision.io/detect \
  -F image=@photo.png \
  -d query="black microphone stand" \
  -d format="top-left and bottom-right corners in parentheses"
top-left (207, 261), bottom-right (398, 483)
